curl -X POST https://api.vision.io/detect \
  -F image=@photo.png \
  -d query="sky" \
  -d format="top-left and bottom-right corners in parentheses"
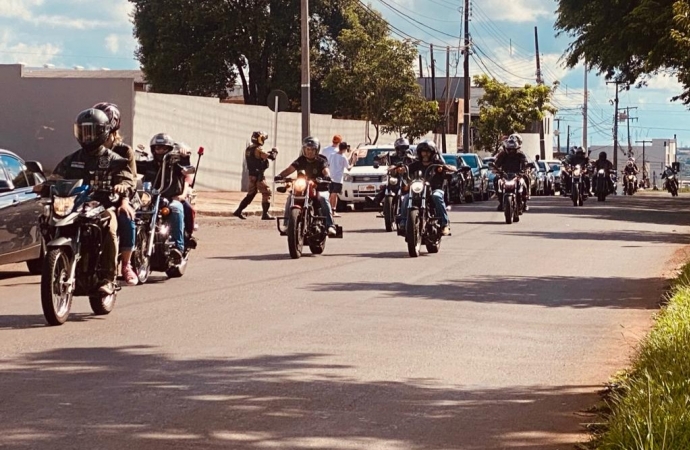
top-left (1, 0), bottom-right (690, 148)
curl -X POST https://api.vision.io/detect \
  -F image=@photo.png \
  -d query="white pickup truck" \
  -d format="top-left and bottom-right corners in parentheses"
top-left (337, 145), bottom-right (394, 211)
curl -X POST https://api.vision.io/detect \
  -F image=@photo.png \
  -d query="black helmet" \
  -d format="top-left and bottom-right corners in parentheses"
top-left (150, 133), bottom-right (175, 161)
top-left (599, 151), bottom-right (607, 160)
top-left (576, 147), bottom-right (585, 155)
top-left (93, 102), bottom-right (121, 132)
top-left (415, 140), bottom-right (437, 161)
top-left (74, 108), bottom-right (111, 154)
top-left (251, 131), bottom-right (268, 146)
top-left (301, 136), bottom-right (320, 158)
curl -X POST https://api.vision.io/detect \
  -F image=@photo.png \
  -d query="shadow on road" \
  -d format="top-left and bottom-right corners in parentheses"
top-left (307, 275), bottom-right (662, 309)
top-left (0, 347), bottom-right (596, 449)
top-left (500, 229), bottom-right (690, 245)
top-left (0, 313), bottom-right (104, 331)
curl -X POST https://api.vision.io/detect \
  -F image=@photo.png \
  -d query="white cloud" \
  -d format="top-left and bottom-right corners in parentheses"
top-left (472, 0), bottom-right (553, 23)
top-left (105, 34), bottom-right (119, 54)
top-left (0, 30), bottom-right (60, 66)
top-left (0, 0), bottom-right (43, 20)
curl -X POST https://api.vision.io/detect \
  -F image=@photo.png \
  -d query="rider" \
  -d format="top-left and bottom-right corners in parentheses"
top-left (39, 108), bottom-right (134, 294)
top-left (623, 158), bottom-right (639, 191)
top-left (493, 135), bottom-right (529, 211)
top-left (275, 136), bottom-right (337, 237)
top-left (138, 133), bottom-right (192, 262)
top-left (398, 140), bottom-right (455, 237)
top-left (366, 137), bottom-right (415, 207)
top-left (93, 102), bottom-right (140, 286)
top-left (565, 146), bottom-right (591, 195)
top-left (233, 131), bottom-right (278, 220)
top-left (593, 151), bottom-right (615, 194)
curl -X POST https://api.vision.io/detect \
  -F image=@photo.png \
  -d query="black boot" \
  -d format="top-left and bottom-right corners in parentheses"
top-left (261, 202), bottom-right (274, 220)
top-left (496, 198), bottom-right (504, 211)
top-left (233, 197), bottom-right (252, 219)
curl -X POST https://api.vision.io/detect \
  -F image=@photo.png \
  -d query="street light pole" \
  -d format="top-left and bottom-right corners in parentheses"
top-left (300, 0), bottom-right (310, 139)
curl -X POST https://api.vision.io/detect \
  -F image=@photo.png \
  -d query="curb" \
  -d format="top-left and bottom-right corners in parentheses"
top-left (197, 208), bottom-right (284, 218)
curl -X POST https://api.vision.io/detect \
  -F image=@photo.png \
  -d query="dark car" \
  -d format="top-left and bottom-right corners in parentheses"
top-left (459, 153), bottom-right (490, 201)
top-left (441, 154), bottom-right (474, 204)
top-left (0, 150), bottom-right (46, 274)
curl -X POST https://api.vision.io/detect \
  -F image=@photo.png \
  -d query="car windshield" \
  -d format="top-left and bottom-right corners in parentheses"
top-left (460, 155), bottom-right (478, 168)
top-left (354, 148), bottom-right (392, 167)
top-left (549, 163), bottom-right (561, 171)
top-left (442, 155), bottom-right (457, 166)
top-left (537, 161), bottom-right (547, 171)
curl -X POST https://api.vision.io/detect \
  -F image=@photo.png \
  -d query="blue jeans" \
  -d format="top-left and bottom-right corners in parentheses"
top-left (168, 200), bottom-right (185, 251)
top-left (283, 192), bottom-right (334, 228)
top-left (399, 189), bottom-right (449, 228)
top-left (117, 211), bottom-right (136, 252)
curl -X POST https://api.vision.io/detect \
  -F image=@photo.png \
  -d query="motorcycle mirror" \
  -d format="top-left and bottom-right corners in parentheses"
top-left (373, 161), bottom-right (380, 169)
top-left (25, 160), bottom-right (44, 175)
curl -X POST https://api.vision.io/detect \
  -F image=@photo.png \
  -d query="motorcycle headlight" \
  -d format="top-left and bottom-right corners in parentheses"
top-left (410, 181), bottom-right (424, 194)
top-left (53, 195), bottom-right (76, 217)
top-left (293, 178), bottom-right (308, 193)
top-left (388, 177), bottom-right (398, 185)
top-left (343, 174), bottom-right (353, 182)
top-left (573, 168), bottom-right (581, 176)
top-left (140, 192), bottom-right (152, 208)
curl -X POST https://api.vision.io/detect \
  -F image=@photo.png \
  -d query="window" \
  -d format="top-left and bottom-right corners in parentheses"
top-left (0, 155), bottom-right (29, 188)
top-left (354, 148), bottom-right (393, 167)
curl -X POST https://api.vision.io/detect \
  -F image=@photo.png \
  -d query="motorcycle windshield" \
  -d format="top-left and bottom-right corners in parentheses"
top-left (54, 179), bottom-right (86, 197)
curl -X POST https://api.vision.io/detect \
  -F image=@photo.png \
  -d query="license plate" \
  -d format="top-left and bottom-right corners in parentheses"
top-left (359, 184), bottom-right (376, 192)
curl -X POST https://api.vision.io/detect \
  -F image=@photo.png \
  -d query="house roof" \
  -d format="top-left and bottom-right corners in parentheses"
top-left (22, 68), bottom-right (146, 84)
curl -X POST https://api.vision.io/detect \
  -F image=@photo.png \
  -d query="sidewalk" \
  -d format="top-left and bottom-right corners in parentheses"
top-left (194, 191), bottom-right (289, 217)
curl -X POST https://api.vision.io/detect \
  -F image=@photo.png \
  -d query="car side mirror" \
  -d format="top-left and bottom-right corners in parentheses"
top-left (25, 160), bottom-right (44, 175)
top-left (0, 179), bottom-right (15, 193)
top-left (481, 165), bottom-right (489, 170)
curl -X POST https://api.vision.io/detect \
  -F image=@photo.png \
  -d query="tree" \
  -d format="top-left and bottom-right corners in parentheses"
top-left (323, 8), bottom-right (426, 143)
top-left (473, 75), bottom-right (556, 154)
top-left (382, 97), bottom-right (440, 143)
top-left (554, 0), bottom-right (690, 104)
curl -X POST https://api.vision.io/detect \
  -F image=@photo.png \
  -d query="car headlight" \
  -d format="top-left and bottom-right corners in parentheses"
top-left (53, 195), bottom-right (76, 217)
top-left (410, 181), bottom-right (424, 194)
top-left (293, 178), bottom-right (308, 193)
top-left (343, 174), bottom-right (353, 182)
top-left (140, 192), bottom-right (152, 208)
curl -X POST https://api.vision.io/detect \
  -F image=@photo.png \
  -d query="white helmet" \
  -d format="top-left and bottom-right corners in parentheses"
top-left (509, 133), bottom-right (523, 146)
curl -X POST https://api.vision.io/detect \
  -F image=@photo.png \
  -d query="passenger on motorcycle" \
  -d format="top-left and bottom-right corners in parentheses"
top-left (564, 147), bottom-right (592, 195)
top-left (593, 151), bottom-right (615, 193)
top-left (493, 135), bottom-right (529, 211)
top-left (138, 133), bottom-right (193, 262)
top-left (624, 158), bottom-right (639, 175)
top-left (398, 140), bottom-right (455, 236)
top-left (35, 108), bottom-right (134, 295)
top-left (366, 137), bottom-right (415, 207)
top-left (275, 136), bottom-right (337, 237)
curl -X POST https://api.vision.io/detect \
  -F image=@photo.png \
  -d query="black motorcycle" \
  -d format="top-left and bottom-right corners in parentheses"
top-left (593, 168), bottom-right (610, 202)
top-left (623, 172), bottom-right (637, 196)
top-left (39, 180), bottom-right (119, 325)
top-left (373, 161), bottom-right (406, 232)
top-left (663, 166), bottom-right (679, 197)
top-left (276, 172), bottom-right (343, 259)
top-left (571, 164), bottom-right (587, 206)
top-left (131, 151), bottom-right (197, 282)
top-left (403, 164), bottom-right (450, 257)
top-left (495, 170), bottom-right (525, 224)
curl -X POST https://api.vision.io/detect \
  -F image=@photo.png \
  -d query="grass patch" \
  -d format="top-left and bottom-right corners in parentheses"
top-left (592, 263), bottom-right (690, 449)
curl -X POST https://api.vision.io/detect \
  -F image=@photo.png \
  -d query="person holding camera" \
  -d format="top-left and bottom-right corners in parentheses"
top-left (234, 131), bottom-right (278, 220)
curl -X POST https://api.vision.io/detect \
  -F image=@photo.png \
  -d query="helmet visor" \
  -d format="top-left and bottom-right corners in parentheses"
top-left (74, 122), bottom-right (107, 145)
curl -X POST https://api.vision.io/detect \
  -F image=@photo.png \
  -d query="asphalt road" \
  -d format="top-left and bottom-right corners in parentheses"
top-left (1, 194), bottom-right (689, 450)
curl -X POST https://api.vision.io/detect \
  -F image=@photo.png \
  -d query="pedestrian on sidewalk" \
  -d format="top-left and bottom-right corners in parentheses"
top-left (320, 135), bottom-right (341, 161)
top-left (328, 141), bottom-right (352, 216)
top-left (233, 131), bottom-right (278, 220)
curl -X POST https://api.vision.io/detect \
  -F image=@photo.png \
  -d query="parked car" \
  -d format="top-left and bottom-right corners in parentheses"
top-left (483, 156), bottom-right (497, 196)
top-left (536, 160), bottom-right (555, 195)
top-left (544, 160), bottom-right (562, 192)
top-left (441, 154), bottom-right (474, 203)
top-left (458, 153), bottom-right (490, 201)
top-left (0, 149), bottom-right (46, 274)
top-left (338, 145), bottom-right (393, 211)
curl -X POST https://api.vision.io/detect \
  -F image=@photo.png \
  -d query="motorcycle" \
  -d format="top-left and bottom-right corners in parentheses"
top-left (496, 170), bottom-right (525, 224)
top-left (39, 180), bottom-right (120, 325)
top-left (131, 151), bottom-right (198, 283)
top-left (623, 172), bottom-right (637, 196)
top-left (276, 171), bottom-right (343, 259)
top-left (663, 167), bottom-right (679, 197)
top-left (593, 169), bottom-right (610, 202)
top-left (571, 164), bottom-right (587, 206)
top-left (403, 164), bottom-right (449, 257)
top-left (374, 161), bottom-right (407, 232)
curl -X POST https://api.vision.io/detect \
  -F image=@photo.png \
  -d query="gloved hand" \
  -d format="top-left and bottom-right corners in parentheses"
top-left (274, 175), bottom-right (283, 182)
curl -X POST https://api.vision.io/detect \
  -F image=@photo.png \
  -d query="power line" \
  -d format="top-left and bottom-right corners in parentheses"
top-left (374, 0), bottom-right (462, 40)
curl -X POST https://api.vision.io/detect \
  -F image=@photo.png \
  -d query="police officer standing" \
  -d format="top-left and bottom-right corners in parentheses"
top-left (234, 131), bottom-right (278, 220)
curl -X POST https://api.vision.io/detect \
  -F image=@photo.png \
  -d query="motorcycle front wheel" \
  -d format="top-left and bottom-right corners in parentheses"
top-left (383, 196), bottom-right (395, 232)
top-left (41, 248), bottom-right (74, 326)
top-left (131, 230), bottom-right (151, 284)
top-left (572, 183), bottom-right (580, 207)
top-left (287, 208), bottom-right (304, 259)
top-left (406, 209), bottom-right (421, 257)
top-left (504, 196), bottom-right (513, 224)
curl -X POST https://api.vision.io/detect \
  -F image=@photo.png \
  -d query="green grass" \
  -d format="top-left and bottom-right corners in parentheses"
top-left (595, 264), bottom-right (690, 449)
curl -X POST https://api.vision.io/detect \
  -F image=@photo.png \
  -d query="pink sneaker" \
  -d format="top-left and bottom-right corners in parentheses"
top-left (122, 264), bottom-right (139, 286)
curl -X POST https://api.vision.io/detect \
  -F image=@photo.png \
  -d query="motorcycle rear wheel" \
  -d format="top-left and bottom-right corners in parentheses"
top-left (309, 237), bottom-right (326, 255)
top-left (41, 248), bottom-right (73, 326)
top-left (287, 208), bottom-right (304, 259)
top-left (426, 240), bottom-right (440, 253)
top-left (89, 292), bottom-right (117, 316)
top-left (406, 209), bottom-right (421, 257)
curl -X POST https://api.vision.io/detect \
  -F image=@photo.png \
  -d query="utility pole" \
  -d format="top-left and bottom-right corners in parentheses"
top-left (566, 125), bottom-right (570, 152)
top-left (430, 44), bottom-right (436, 103)
top-left (462, 0), bottom-right (470, 153)
top-left (534, 26), bottom-right (545, 160)
top-left (554, 118), bottom-right (561, 154)
top-left (607, 80), bottom-right (625, 172)
top-left (621, 106), bottom-right (638, 155)
top-left (583, 62), bottom-right (588, 151)
top-left (300, 0), bottom-right (310, 139)
top-left (418, 54), bottom-right (424, 77)
top-left (636, 139), bottom-right (652, 187)
top-left (442, 46), bottom-right (450, 153)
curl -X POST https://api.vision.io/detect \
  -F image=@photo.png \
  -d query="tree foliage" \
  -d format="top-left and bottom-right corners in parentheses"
top-left (381, 98), bottom-right (440, 143)
top-left (473, 75), bottom-right (556, 154)
top-left (555, 0), bottom-right (690, 104)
